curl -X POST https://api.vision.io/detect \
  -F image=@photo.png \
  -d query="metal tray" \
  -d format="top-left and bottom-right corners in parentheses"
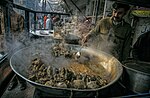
top-left (30, 30), bottom-right (54, 37)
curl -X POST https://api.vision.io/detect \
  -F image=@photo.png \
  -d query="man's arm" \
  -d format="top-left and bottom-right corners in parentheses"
top-left (82, 20), bottom-right (101, 43)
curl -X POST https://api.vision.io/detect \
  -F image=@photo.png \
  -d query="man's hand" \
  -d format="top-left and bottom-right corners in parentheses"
top-left (82, 33), bottom-right (91, 44)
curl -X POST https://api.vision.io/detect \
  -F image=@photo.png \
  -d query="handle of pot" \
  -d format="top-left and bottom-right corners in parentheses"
top-left (122, 57), bottom-right (137, 64)
top-left (69, 90), bottom-right (73, 98)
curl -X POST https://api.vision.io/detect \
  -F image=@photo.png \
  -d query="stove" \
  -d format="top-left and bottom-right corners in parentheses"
top-left (33, 88), bottom-right (102, 98)
top-left (33, 82), bottom-right (150, 98)
top-left (32, 82), bottom-right (125, 98)
top-left (33, 89), bottom-right (99, 98)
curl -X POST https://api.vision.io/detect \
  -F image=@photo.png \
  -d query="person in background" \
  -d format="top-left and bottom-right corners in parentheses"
top-left (10, 10), bottom-right (24, 34)
top-left (7, 10), bottom-right (27, 91)
top-left (132, 31), bottom-right (150, 62)
top-left (44, 15), bottom-right (47, 29)
top-left (46, 15), bottom-right (52, 29)
top-left (52, 15), bottom-right (60, 26)
top-left (83, 2), bottom-right (132, 62)
top-left (38, 17), bottom-right (43, 29)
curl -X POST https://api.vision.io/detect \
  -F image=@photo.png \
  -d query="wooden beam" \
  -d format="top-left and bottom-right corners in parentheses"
top-left (0, 59), bottom-right (15, 97)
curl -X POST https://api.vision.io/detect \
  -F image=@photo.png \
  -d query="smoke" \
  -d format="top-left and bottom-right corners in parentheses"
top-left (85, 34), bottom-right (115, 56)
top-left (65, 16), bottom-right (115, 57)
top-left (6, 30), bottom-right (56, 60)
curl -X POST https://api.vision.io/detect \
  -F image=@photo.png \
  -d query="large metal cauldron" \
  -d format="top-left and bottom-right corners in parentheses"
top-left (10, 44), bottom-right (123, 97)
top-left (122, 60), bottom-right (150, 93)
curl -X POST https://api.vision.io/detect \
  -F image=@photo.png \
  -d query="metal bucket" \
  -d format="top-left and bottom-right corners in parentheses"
top-left (122, 60), bottom-right (150, 93)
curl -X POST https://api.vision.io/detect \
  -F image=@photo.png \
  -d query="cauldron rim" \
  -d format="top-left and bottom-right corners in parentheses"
top-left (10, 45), bottom-right (123, 92)
top-left (122, 60), bottom-right (150, 75)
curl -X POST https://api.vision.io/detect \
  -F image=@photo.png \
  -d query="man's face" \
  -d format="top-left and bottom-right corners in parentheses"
top-left (112, 8), bottom-right (126, 22)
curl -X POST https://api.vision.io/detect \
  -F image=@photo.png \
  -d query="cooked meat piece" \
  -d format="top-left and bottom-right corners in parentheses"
top-left (56, 82), bottom-right (67, 88)
top-left (86, 81), bottom-right (99, 89)
top-left (72, 80), bottom-right (86, 89)
top-left (45, 80), bottom-right (55, 86)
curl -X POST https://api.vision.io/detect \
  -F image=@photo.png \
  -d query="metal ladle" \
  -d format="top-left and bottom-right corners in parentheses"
top-left (75, 41), bottom-right (85, 58)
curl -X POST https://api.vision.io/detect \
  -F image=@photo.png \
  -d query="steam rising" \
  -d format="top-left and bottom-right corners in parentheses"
top-left (6, 30), bottom-right (55, 59)
top-left (85, 34), bottom-right (116, 58)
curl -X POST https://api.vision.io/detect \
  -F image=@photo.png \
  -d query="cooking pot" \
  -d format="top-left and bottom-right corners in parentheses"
top-left (122, 60), bottom-right (150, 93)
top-left (64, 33), bottom-right (80, 44)
top-left (10, 44), bottom-right (123, 97)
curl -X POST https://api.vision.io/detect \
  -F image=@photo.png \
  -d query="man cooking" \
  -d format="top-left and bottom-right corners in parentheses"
top-left (7, 10), bottom-right (27, 91)
top-left (83, 2), bottom-right (132, 62)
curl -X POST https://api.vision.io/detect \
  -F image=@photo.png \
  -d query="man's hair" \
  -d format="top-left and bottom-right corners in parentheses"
top-left (112, 2), bottom-right (130, 12)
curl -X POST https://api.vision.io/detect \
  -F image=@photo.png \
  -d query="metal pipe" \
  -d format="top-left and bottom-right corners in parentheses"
top-left (47, 1), bottom-right (54, 12)
top-left (62, 0), bottom-right (73, 15)
top-left (34, 12), bottom-right (36, 31)
top-left (70, 0), bottom-right (88, 19)
top-left (95, 0), bottom-right (100, 24)
top-left (5, 3), bottom-right (11, 41)
top-left (13, 3), bottom-right (70, 16)
top-left (25, 11), bottom-right (30, 33)
top-left (103, 0), bottom-right (107, 18)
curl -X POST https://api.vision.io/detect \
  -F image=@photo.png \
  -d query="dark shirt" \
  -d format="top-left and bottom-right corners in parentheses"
top-left (132, 31), bottom-right (150, 62)
top-left (89, 17), bottom-right (132, 61)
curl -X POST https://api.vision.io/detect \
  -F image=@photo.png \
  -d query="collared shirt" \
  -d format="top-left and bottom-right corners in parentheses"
top-left (113, 20), bottom-right (123, 26)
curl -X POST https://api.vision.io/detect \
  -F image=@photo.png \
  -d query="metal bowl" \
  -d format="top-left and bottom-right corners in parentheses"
top-left (10, 44), bottom-right (123, 97)
top-left (122, 60), bottom-right (150, 93)
top-left (64, 33), bottom-right (80, 44)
